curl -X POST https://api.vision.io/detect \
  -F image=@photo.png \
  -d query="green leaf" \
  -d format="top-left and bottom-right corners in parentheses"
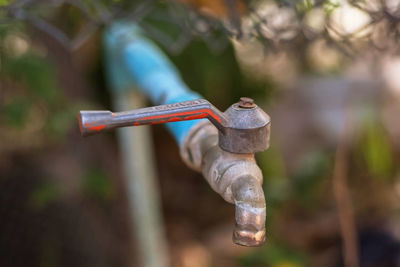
top-left (238, 242), bottom-right (307, 266)
top-left (4, 53), bottom-right (60, 102)
top-left (361, 121), bottom-right (393, 179)
top-left (296, 0), bottom-right (315, 13)
top-left (323, 0), bottom-right (340, 15)
top-left (292, 149), bottom-right (332, 206)
top-left (0, 0), bottom-right (11, 7)
top-left (46, 105), bottom-right (78, 138)
top-left (2, 97), bottom-right (30, 127)
top-left (82, 168), bottom-right (115, 201)
top-left (30, 183), bottom-right (60, 210)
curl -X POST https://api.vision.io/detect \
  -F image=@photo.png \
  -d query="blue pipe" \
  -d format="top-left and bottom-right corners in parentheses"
top-left (103, 21), bottom-right (205, 145)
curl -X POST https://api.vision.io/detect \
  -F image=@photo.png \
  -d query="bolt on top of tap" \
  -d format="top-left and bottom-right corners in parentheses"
top-left (238, 97), bottom-right (256, 108)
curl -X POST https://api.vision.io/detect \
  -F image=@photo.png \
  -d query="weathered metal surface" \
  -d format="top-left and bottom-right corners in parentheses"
top-left (79, 98), bottom-right (270, 247)
top-left (79, 99), bottom-right (227, 136)
top-left (232, 176), bottom-right (266, 246)
top-left (238, 97), bottom-right (256, 109)
top-left (181, 121), bottom-right (267, 247)
top-left (218, 102), bottom-right (270, 153)
top-left (79, 98), bottom-right (270, 154)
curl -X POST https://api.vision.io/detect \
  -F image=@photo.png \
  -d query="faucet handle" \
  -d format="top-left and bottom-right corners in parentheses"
top-left (79, 97), bottom-right (270, 154)
top-left (79, 99), bottom-right (228, 137)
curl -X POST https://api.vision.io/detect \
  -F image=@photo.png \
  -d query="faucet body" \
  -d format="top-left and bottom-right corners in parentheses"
top-left (181, 121), bottom-right (266, 246)
top-left (86, 21), bottom-right (270, 247)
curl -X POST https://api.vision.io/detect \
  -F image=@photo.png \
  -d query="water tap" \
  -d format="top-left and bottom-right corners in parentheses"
top-left (79, 97), bottom-right (271, 246)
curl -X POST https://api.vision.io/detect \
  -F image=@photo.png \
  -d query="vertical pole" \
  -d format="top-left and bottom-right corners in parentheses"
top-left (112, 90), bottom-right (170, 267)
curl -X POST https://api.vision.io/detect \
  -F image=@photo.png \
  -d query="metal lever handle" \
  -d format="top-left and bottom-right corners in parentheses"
top-left (79, 99), bottom-right (228, 136)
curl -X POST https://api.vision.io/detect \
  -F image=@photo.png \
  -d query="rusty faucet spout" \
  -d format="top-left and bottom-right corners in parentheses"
top-left (181, 120), bottom-right (268, 247)
top-left (232, 176), bottom-right (266, 246)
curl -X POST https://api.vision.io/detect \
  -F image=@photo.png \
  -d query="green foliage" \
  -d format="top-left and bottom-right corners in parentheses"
top-left (3, 53), bottom-right (60, 102)
top-left (292, 149), bottom-right (332, 207)
top-left (169, 39), bottom-right (275, 109)
top-left (142, 3), bottom-right (277, 106)
top-left (323, 0), bottom-right (340, 15)
top-left (82, 168), bottom-right (115, 201)
top-left (39, 236), bottom-right (59, 267)
top-left (143, 3), bottom-right (186, 43)
top-left (238, 242), bottom-right (307, 267)
top-left (30, 183), bottom-right (60, 210)
top-left (0, 0), bottom-right (11, 7)
top-left (258, 144), bottom-right (290, 207)
top-left (357, 120), bottom-right (394, 180)
top-left (296, 0), bottom-right (315, 14)
top-left (0, 48), bottom-right (76, 137)
top-left (1, 25), bottom-right (76, 140)
top-left (2, 97), bottom-right (31, 127)
top-left (46, 104), bottom-right (81, 138)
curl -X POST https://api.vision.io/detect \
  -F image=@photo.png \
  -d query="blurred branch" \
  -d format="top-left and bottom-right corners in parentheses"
top-left (332, 110), bottom-right (359, 267)
top-left (19, 9), bottom-right (70, 44)
top-left (1, 0), bottom-right (400, 54)
top-left (69, 22), bottom-right (99, 50)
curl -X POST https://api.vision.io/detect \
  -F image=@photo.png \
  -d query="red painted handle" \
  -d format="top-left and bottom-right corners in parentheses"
top-left (79, 99), bottom-right (227, 136)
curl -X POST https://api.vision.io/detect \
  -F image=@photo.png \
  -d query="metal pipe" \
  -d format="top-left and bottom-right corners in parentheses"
top-left (104, 21), bottom-right (205, 145)
top-left (104, 23), bottom-right (170, 267)
top-left (112, 91), bottom-right (170, 267)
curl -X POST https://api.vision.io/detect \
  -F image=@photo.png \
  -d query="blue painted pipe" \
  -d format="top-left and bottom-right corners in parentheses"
top-left (103, 21), bottom-right (205, 145)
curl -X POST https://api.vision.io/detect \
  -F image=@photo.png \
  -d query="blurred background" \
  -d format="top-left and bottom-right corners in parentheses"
top-left (1, 0), bottom-right (400, 266)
